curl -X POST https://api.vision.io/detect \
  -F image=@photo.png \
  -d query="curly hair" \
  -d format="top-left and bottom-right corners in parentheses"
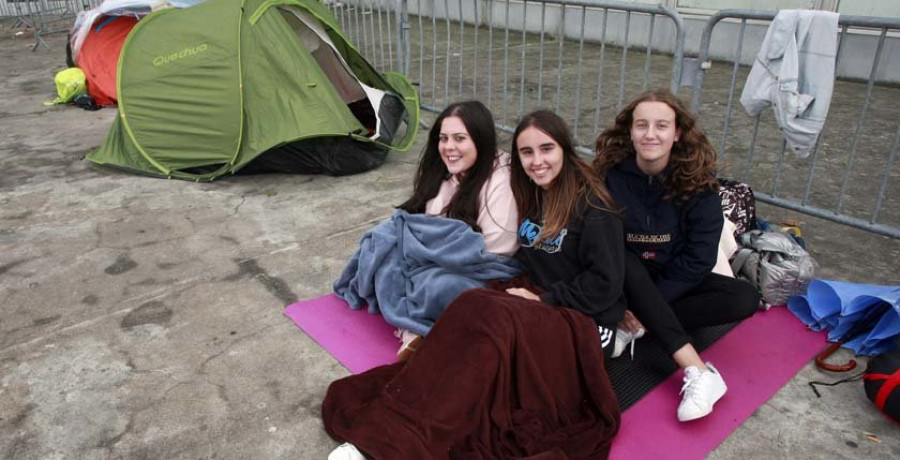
top-left (593, 89), bottom-right (718, 202)
top-left (511, 110), bottom-right (617, 240)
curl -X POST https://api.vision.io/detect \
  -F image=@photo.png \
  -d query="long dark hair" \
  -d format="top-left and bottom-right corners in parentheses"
top-left (593, 89), bottom-right (718, 202)
top-left (398, 101), bottom-right (498, 231)
top-left (510, 110), bottom-right (617, 240)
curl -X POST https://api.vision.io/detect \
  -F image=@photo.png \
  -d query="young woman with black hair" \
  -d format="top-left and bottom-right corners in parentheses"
top-left (388, 100), bottom-right (519, 359)
top-left (334, 100), bottom-right (519, 361)
top-left (398, 100), bottom-right (518, 257)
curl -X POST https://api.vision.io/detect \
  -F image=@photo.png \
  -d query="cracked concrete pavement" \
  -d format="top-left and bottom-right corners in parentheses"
top-left (1, 30), bottom-right (899, 460)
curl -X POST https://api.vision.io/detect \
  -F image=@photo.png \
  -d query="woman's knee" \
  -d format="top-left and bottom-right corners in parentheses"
top-left (732, 280), bottom-right (761, 320)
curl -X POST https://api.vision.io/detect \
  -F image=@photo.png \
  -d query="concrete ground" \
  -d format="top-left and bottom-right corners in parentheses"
top-left (1, 30), bottom-right (899, 460)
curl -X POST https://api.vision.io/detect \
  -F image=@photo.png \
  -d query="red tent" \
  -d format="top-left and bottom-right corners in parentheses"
top-left (76, 15), bottom-right (138, 106)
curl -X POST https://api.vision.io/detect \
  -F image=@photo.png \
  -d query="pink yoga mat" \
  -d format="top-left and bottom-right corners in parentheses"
top-left (284, 295), bottom-right (825, 459)
top-left (608, 307), bottom-right (824, 460)
top-left (284, 294), bottom-right (397, 374)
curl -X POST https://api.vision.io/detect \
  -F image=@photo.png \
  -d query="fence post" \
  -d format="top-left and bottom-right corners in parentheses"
top-left (660, 3), bottom-right (684, 94)
top-left (397, 0), bottom-right (410, 75)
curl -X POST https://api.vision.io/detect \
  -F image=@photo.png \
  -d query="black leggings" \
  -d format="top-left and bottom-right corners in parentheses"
top-left (622, 253), bottom-right (759, 355)
top-left (671, 271), bottom-right (760, 329)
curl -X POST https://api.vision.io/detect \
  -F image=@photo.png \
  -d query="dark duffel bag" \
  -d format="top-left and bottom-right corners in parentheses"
top-left (864, 343), bottom-right (900, 424)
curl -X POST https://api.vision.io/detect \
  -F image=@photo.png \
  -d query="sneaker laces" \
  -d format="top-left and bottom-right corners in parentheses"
top-left (679, 367), bottom-right (703, 398)
top-left (619, 328), bottom-right (645, 360)
top-left (629, 328), bottom-right (645, 360)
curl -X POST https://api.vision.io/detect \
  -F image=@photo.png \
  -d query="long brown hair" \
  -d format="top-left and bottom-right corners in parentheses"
top-left (593, 89), bottom-right (718, 202)
top-left (510, 110), bottom-right (617, 240)
top-left (398, 101), bottom-right (498, 231)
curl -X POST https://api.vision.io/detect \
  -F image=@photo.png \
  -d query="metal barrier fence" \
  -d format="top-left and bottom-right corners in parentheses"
top-left (330, 1), bottom-right (900, 239)
top-left (691, 10), bottom-right (900, 239)
top-left (328, 0), bottom-right (686, 149)
top-left (1, 0), bottom-right (101, 50)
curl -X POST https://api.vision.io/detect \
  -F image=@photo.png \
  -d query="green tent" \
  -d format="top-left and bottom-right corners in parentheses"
top-left (87, 0), bottom-right (419, 180)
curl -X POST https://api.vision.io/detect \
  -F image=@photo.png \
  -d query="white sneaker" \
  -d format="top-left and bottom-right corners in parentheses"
top-left (677, 362), bottom-right (727, 422)
top-left (611, 327), bottom-right (645, 359)
top-left (328, 442), bottom-right (366, 460)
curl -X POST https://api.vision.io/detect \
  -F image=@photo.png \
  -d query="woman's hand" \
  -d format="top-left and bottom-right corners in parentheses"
top-left (618, 310), bottom-right (646, 334)
top-left (506, 288), bottom-right (541, 301)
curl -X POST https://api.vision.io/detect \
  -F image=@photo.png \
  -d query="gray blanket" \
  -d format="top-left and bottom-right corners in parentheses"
top-left (333, 210), bottom-right (522, 336)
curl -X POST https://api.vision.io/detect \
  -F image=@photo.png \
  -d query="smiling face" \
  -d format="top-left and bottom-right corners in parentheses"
top-left (438, 116), bottom-right (478, 175)
top-left (630, 101), bottom-right (681, 176)
top-left (516, 126), bottom-right (564, 189)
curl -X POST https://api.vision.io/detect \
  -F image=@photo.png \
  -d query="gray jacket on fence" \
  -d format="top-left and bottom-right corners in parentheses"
top-left (740, 9), bottom-right (840, 158)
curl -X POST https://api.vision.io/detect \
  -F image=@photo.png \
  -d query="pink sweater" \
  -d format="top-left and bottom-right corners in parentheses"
top-left (425, 151), bottom-right (519, 257)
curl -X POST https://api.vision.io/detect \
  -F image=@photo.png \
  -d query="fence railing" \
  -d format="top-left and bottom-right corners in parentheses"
top-left (330, 0), bottom-right (900, 239)
top-left (691, 10), bottom-right (900, 239)
top-left (2, 0), bottom-right (101, 50)
top-left (329, 0), bottom-right (686, 149)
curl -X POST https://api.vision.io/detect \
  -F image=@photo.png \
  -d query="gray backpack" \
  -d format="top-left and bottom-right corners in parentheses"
top-left (731, 230), bottom-right (817, 309)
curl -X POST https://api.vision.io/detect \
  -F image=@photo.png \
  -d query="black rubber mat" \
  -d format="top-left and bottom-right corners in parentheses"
top-left (607, 322), bottom-right (740, 410)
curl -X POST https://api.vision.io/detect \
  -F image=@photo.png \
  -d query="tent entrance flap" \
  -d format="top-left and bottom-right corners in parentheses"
top-left (278, 6), bottom-right (365, 105)
top-left (277, 5), bottom-right (398, 140)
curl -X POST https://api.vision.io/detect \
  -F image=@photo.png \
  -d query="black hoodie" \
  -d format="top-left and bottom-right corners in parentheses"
top-left (606, 156), bottom-right (723, 302)
top-left (516, 194), bottom-right (627, 327)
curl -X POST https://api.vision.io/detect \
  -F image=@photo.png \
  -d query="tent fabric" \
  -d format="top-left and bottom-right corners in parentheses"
top-left (69, 0), bottom-right (207, 62)
top-left (238, 136), bottom-right (388, 176)
top-left (77, 15), bottom-right (139, 106)
top-left (87, 0), bottom-right (418, 180)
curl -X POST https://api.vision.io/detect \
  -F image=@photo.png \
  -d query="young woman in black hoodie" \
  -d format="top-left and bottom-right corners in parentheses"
top-left (595, 90), bottom-right (759, 328)
top-left (594, 90), bottom-right (760, 421)
top-left (505, 110), bottom-right (625, 352)
top-left (508, 110), bottom-right (727, 422)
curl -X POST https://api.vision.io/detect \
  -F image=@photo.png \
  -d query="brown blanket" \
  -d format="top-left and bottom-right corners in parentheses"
top-left (322, 288), bottom-right (620, 459)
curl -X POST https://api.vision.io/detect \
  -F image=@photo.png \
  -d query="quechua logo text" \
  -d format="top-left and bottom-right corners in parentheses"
top-left (152, 43), bottom-right (209, 67)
